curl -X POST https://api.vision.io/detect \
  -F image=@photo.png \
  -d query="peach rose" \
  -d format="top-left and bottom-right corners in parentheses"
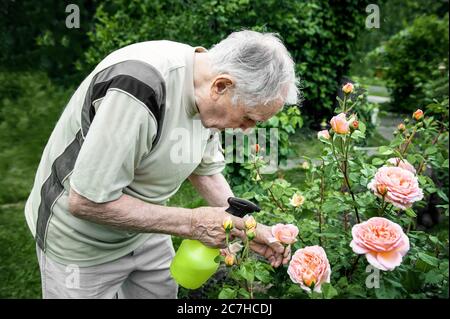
top-left (342, 82), bottom-right (354, 94)
top-left (368, 166), bottom-right (423, 210)
top-left (413, 109), bottom-right (424, 121)
top-left (387, 157), bottom-right (416, 174)
top-left (290, 193), bottom-right (305, 207)
top-left (287, 246), bottom-right (331, 293)
top-left (317, 130), bottom-right (331, 140)
top-left (269, 224), bottom-right (299, 245)
top-left (330, 113), bottom-right (350, 134)
top-left (350, 217), bottom-right (410, 271)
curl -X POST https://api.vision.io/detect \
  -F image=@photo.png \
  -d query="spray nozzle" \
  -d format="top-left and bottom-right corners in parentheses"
top-left (225, 197), bottom-right (260, 218)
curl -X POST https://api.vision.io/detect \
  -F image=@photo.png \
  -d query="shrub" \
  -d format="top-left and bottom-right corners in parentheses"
top-left (373, 14), bottom-right (449, 112)
top-left (79, 0), bottom-right (371, 118)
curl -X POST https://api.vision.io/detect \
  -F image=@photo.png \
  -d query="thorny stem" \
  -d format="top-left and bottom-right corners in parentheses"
top-left (417, 125), bottom-right (444, 174)
top-left (331, 136), bottom-right (360, 224)
top-left (318, 159), bottom-right (325, 247)
top-left (348, 255), bottom-right (361, 281)
top-left (342, 94), bottom-right (348, 113)
top-left (379, 196), bottom-right (387, 216)
top-left (400, 126), bottom-right (418, 157)
top-left (252, 158), bottom-right (307, 245)
top-left (252, 160), bottom-right (287, 214)
top-left (340, 136), bottom-right (361, 223)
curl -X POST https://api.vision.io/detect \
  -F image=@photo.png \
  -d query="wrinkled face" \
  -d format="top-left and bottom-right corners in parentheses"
top-left (198, 79), bottom-right (285, 131)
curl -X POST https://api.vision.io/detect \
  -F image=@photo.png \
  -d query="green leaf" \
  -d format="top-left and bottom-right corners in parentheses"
top-left (425, 146), bottom-right (438, 155)
top-left (239, 264), bottom-right (254, 283)
top-left (372, 158), bottom-right (384, 166)
top-left (405, 208), bottom-right (417, 218)
top-left (418, 252), bottom-right (439, 267)
top-left (437, 189), bottom-right (449, 202)
top-left (351, 130), bottom-right (365, 140)
top-left (378, 146), bottom-right (393, 155)
top-left (218, 287), bottom-right (237, 299)
top-left (424, 270), bottom-right (444, 285)
top-left (238, 288), bottom-right (251, 299)
top-left (321, 283), bottom-right (338, 299)
top-left (255, 267), bottom-right (272, 284)
top-left (359, 121), bottom-right (366, 134)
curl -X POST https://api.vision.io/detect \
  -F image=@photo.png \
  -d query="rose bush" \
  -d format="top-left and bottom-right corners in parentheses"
top-left (211, 83), bottom-right (448, 299)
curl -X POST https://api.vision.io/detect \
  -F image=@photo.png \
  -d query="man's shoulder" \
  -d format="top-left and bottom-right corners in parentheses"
top-left (94, 40), bottom-right (193, 76)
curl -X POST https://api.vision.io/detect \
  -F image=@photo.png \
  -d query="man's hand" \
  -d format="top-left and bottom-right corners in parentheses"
top-left (190, 207), bottom-right (291, 267)
top-left (249, 223), bottom-right (291, 268)
top-left (190, 207), bottom-right (245, 248)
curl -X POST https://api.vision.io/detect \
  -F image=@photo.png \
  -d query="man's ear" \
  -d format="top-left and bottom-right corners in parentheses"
top-left (211, 75), bottom-right (234, 99)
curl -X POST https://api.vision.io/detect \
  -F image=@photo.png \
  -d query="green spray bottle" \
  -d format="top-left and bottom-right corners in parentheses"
top-left (169, 197), bottom-right (260, 289)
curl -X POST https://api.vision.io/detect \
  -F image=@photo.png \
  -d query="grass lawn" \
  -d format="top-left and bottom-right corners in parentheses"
top-left (0, 203), bottom-right (41, 298)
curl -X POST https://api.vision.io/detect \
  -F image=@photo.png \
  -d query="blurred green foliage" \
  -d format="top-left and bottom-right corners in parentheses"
top-left (350, 0), bottom-right (448, 77)
top-left (78, 0), bottom-right (371, 118)
top-left (372, 14), bottom-right (449, 112)
top-left (0, 0), bottom-right (97, 84)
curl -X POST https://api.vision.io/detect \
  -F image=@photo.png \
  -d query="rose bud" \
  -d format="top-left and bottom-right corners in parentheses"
top-left (317, 130), bottom-right (331, 140)
top-left (397, 123), bottom-right (406, 132)
top-left (244, 216), bottom-right (257, 230)
top-left (377, 184), bottom-right (388, 196)
top-left (224, 253), bottom-right (235, 266)
top-left (253, 143), bottom-right (260, 154)
top-left (342, 82), bottom-right (354, 95)
top-left (222, 217), bottom-right (233, 232)
top-left (330, 113), bottom-right (350, 135)
top-left (413, 109), bottom-right (424, 121)
top-left (351, 120), bottom-right (359, 131)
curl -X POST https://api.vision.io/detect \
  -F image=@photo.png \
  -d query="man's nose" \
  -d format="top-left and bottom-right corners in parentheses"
top-left (240, 124), bottom-right (255, 133)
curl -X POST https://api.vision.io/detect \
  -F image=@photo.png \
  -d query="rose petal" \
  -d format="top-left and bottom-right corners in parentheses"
top-left (365, 252), bottom-right (389, 271)
top-left (376, 251), bottom-right (403, 271)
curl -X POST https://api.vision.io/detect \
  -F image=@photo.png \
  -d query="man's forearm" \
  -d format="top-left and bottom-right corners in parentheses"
top-left (188, 173), bottom-right (234, 207)
top-left (68, 188), bottom-right (194, 238)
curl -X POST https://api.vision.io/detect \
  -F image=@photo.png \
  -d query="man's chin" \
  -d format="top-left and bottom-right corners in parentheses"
top-left (210, 127), bottom-right (224, 133)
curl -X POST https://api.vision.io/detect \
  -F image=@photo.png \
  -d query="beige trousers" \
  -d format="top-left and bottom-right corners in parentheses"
top-left (36, 235), bottom-right (178, 299)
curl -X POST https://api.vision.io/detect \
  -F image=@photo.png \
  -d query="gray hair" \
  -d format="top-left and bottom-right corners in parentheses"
top-left (208, 30), bottom-right (299, 108)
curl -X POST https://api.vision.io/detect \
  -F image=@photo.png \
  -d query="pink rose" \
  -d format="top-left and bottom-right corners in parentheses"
top-left (287, 246), bottom-right (331, 293)
top-left (330, 113), bottom-right (350, 134)
top-left (317, 130), bottom-right (331, 140)
top-left (387, 157), bottom-right (416, 174)
top-left (350, 217), bottom-right (410, 271)
top-left (368, 166), bottom-right (423, 210)
top-left (270, 224), bottom-right (299, 245)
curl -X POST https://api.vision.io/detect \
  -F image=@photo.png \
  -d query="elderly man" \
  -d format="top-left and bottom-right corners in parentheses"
top-left (24, 30), bottom-right (299, 298)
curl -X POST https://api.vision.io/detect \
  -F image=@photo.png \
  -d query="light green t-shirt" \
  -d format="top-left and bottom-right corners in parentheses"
top-left (24, 40), bottom-right (225, 267)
